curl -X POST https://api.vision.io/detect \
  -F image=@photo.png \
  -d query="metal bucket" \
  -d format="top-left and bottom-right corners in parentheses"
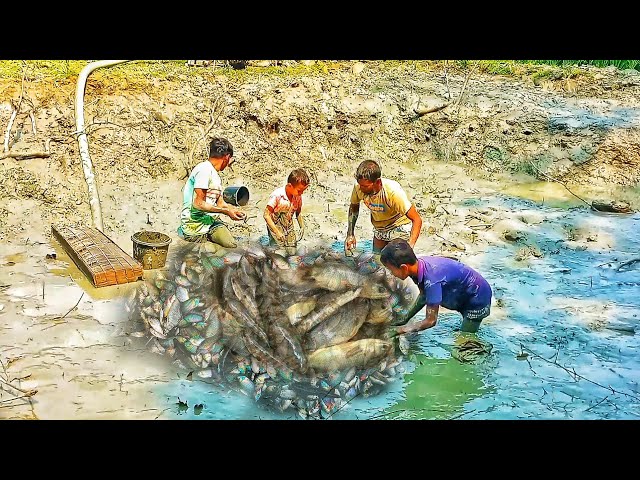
top-left (131, 231), bottom-right (172, 270)
top-left (223, 186), bottom-right (250, 206)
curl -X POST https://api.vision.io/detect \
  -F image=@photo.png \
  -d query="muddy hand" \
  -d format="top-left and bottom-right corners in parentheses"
top-left (344, 235), bottom-right (356, 255)
top-left (275, 228), bottom-right (286, 244)
top-left (227, 208), bottom-right (246, 221)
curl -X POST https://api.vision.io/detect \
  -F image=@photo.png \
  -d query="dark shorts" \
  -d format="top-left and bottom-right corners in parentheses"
top-left (460, 304), bottom-right (491, 333)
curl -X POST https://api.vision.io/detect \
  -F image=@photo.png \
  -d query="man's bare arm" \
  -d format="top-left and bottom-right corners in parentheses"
top-left (405, 205), bottom-right (423, 248)
top-left (347, 202), bottom-right (360, 236)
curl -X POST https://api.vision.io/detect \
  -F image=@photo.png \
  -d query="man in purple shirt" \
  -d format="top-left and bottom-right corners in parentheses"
top-left (380, 239), bottom-right (492, 335)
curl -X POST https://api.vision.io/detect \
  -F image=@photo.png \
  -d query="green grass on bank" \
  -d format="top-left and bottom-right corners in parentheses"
top-left (527, 60), bottom-right (640, 70)
top-left (0, 60), bottom-right (638, 83)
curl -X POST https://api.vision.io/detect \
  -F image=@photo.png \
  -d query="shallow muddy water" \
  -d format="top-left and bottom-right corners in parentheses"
top-left (2, 179), bottom-right (639, 420)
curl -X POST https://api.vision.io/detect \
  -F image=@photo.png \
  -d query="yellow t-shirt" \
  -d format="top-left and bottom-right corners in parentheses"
top-left (350, 178), bottom-right (413, 232)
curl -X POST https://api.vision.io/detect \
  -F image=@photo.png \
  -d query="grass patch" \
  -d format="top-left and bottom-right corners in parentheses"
top-left (0, 60), bottom-right (638, 86)
top-left (526, 60), bottom-right (640, 70)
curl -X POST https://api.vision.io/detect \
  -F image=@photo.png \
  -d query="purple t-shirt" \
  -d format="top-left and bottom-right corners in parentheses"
top-left (413, 256), bottom-right (492, 312)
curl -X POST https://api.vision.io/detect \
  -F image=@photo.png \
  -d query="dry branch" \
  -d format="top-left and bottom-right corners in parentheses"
top-left (414, 103), bottom-right (449, 117)
top-left (3, 108), bottom-right (18, 153)
top-left (2, 64), bottom-right (27, 153)
top-left (0, 377), bottom-right (37, 398)
top-left (454, 72), bottom-right (471, 113)
top-left (0, 139), bottom-right (51, 161)
top-left (29, 111), bottom-right (36, 135)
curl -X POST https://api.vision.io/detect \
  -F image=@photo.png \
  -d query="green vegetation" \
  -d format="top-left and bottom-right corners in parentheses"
top-left (526, 60), bottom-right (640, 70)
top-left (0, 60), bottom-right (637, 84)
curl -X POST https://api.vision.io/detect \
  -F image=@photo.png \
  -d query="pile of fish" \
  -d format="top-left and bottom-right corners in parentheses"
top-left (125, 242), bottom-right (415, 419)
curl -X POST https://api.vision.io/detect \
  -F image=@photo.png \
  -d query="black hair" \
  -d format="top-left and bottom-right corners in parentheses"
top-left (209, 137), bottom-right (234, 159)
top-left (355, 160), bottom-right (381, 182)
top-left (380, 238), bottom-right (418, 268)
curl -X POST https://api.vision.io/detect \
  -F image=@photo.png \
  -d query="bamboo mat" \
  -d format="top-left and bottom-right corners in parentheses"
top-left (51, 225), bottom-right (143, 287)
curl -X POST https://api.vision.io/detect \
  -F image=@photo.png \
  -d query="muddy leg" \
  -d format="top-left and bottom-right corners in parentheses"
top-left (207, 225), bottom-right (238, 249)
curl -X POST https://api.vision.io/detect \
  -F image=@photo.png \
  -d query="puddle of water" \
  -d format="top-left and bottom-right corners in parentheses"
top-left (3, 252), bottom-right (27, 264)
top-left (5, 272), bottom-right (130, 325)
top-left (501, 181), bottom-right (588, 208)
top-left (0, 239), bottom-right (138, 325)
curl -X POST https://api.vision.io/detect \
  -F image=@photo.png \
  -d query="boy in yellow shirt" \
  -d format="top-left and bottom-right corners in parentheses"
top-left (263, 169), bottom-right (310, 250)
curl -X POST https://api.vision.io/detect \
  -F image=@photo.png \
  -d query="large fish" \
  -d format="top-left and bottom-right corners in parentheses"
top-left (286, 298), bottom-right (317, 326)
top-left (307, 262), bottom-right (389, 299)
top-left (226, 298), bottom-right (270, 346)
top-left (295, 288), bottom-right (363, 334)
top-left (305, 298), bottom-right (370, 351)
top-left (365, 299), bottom-right (394, 325)
top-left (242, 330), bottom-right (287, 369)
top-left (273, 323), bottom-right (308, 373)
top-left (230, 271), bottom-right (260, 319)
top-left (278, 267), bottom-right (319, 294)
top-left (307, 339), bottom-right (394, 372)
top-left (307, 262), bottom-right (364, 291)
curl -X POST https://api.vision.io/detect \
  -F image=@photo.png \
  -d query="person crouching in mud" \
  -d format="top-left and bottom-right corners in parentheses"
top-left (177, 137), bottom-right (246, 248)
top-left (263, 168), bottom-right (310, 251)
top-left (380, 239), bottom-right (492, 335)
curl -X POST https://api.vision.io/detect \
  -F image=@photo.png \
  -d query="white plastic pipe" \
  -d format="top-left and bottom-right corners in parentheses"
top-left (75, 60), bottom-right (130, 231)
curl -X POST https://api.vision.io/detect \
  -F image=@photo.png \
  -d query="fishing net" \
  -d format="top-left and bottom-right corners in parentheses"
top-left (125, 241), bottom-right (415, 419)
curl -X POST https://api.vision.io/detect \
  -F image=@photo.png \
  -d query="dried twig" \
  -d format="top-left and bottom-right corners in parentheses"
top-left (60, 292), bottom-right (85, 319)
top-left (443, 60), bottom-right (451, 100)
top-left (414, 103), bottom-right (449, 117)
top-left (439, 205), bottom-right (451, 216)
top-left (469, 223), bottom-right (494, 229)
top-left (0, 150), bottom-right (50, 161)
top-left (3, 109), bottom-right (18, 153)
top-left (71, 120), bottom-right (127, 136)
top-left (29, 111), bottom-right (36, 135)
top-left (186, 98), bottom-right (225, 170)
top-left (3, 63), bottom-right (27, 153)
top-left (454, 71), bottom-right (471, 114)
top-left (0, 138), bottom-right (52, 161)
top-left (0, 355), bottom-right (37, 399)
top-left (0, 377), bottom-right (37, 398)
top-left (520, 343), bottom-right (640, 402)
top-left (0, 394), bottom-right (35, 406)
top-left (584, 395), bottom-right (610, 412)
top-left (42, 292), bottom-right (85, 330)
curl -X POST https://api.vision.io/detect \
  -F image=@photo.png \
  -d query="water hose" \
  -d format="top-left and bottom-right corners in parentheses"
top-left (75, 60), bottom-right (130, 231)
